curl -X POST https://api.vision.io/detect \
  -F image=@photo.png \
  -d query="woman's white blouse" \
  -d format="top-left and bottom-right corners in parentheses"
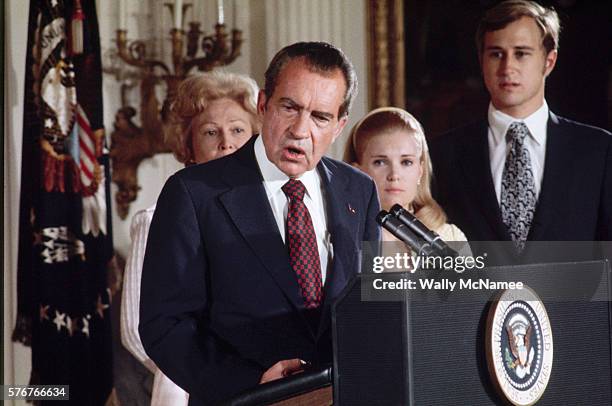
top-left (120, 205), bottom-right (189, 405)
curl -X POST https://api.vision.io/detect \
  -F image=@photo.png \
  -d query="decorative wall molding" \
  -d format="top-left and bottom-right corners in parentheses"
top-left (367, 0), bottom-right (405, 109)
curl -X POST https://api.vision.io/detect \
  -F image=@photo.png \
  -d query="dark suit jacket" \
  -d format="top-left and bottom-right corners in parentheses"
top-left (139, 137), bottom-right (380, 404)
top-left (430, 112), bottom-right (612, 265)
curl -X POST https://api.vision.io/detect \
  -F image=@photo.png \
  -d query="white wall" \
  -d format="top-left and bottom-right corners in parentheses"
top-left (4, 0), bottom-right (368, 393)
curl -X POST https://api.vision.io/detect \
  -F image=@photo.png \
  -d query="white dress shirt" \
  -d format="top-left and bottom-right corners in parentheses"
top-left (488, 101), bottom-right (549, 203)
top-left (254, 136), bottom-right (332, 283)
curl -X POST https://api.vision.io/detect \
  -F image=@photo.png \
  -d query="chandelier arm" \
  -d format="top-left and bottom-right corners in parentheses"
top-left (110, 23), bottom-right (243, 216)
top-left (116, 30), bottom-right (171, 74)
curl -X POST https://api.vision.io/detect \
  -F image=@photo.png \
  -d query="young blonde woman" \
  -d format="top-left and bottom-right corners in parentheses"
top-left (344, 107), bottom-right (466, 243)
top-left (120, 71), bottom-right (260, 405)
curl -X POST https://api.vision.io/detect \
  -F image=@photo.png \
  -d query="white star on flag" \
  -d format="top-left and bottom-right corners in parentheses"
top-left (82, 315), bottom-right (91, 338)
top-left (53, 310), bottom-right (66, 332)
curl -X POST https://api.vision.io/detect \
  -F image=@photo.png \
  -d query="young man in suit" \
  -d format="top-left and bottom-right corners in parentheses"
top-left (430, 0), bottom-right (612, 265)
top-left (139, 42), bottom-right (380, 404)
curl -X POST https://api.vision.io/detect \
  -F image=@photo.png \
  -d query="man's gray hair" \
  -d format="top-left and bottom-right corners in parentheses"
top-left (264, 41), bottom-right (358, 118)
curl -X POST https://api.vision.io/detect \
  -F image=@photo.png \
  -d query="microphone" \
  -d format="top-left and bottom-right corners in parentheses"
top-left (390, 204), bottom-right (458, 257)
top-left (376, 210), bottom-right (437, 256)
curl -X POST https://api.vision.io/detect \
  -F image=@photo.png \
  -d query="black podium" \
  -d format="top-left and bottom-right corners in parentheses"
top-left (223, 260), bottom-right (611, 405)
top-left (332, 260), bottom-right (612, 405)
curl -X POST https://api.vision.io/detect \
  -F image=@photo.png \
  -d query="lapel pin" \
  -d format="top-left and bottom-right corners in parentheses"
top-left (347, 203), bottom-right (356, 214)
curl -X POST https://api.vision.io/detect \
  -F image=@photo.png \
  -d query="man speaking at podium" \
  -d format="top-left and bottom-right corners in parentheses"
top-left (139, 42), bottom-right (380, 404)
top-left (430, 0), bottom-right (612, 264)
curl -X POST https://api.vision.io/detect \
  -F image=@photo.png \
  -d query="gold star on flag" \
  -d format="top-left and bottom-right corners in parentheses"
top-left (39, 304), bottom-right (50, 321)
top-left (66, 316), bottom-right (73, 336)
top-left (96, 295), bottom-right (109, 319)
top-left (32, 231), bottom-right (43, 246)
top-left (66, 316), bottom-right (79, 337)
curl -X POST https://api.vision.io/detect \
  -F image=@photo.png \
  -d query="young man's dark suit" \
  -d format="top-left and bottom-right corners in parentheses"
top-left (430, 112), bottom-right (612, 265)
top-left (139, 136), bottom-right (380, 404)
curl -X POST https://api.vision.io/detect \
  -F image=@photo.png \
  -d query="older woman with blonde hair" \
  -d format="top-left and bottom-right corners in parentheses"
top-left (344, 107), bottom-right (466, 243)
top-left (166, 71), bottom-right (261, 164)
top-left (120, 71), bottom-right (260, 405)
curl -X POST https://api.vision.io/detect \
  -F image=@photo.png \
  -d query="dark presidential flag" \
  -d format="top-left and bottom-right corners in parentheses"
top-left (13, 0), bottom-right (114, 404)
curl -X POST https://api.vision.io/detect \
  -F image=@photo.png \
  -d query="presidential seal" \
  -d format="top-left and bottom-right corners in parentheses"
top-left (486, 286), bottom-right (553, 406)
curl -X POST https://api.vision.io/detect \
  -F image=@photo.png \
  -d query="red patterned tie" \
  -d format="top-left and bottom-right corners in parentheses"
top-left (282, 179), bottom-right (323, 309)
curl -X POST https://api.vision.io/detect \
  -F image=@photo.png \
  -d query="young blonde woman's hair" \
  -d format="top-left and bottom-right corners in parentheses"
top-left (165, 71), bottom-right (261, 164)
top-left (344, 107), bottom-right (447, 230)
